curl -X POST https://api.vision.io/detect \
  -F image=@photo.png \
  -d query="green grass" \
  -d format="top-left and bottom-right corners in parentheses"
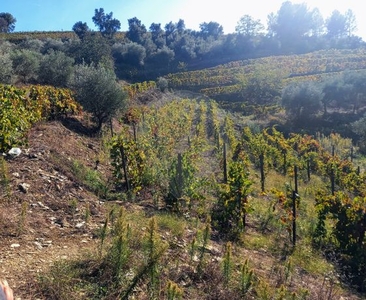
top-left (156, 213), bottom-right (186, 238)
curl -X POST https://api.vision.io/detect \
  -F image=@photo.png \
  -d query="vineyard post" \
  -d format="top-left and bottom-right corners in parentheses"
top-left (216, 129), bottom-right (220, 151)
top-left (306, 158), bottom-right (311, 181)
top-left (133, 124), bottom-right (137, 142)
top-left (259, 153), bottom-right (265, 192)
top-left (119, 144), bottom-right (130, 192)
top-left (282, 149), bottom-right (287, 176)
top-left (109, 118), bottom-right (114, 136)
top-left (223, 142), bottom-right (228, 183)
top-left (176, 153), bottom-right (183, 199)
top-left (331, 145), bottom-right (335, 196)
top-left (292, 165), bottom-right (298, 246)
top-left (350, 146), bottom-right (354, 162)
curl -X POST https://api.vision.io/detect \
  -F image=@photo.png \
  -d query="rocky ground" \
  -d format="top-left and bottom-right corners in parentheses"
top-left (0, 118), bottom-right (109, 299)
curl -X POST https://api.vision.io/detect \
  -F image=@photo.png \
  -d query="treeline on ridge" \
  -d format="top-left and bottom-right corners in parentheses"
top-left (0, 1), bottom-right (365, 83)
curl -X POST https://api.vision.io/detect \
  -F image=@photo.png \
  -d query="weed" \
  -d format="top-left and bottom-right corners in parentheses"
top-left (68, 198), bottom-right (78, 223)
top-left (70, 159), bottom-right (109, 198)
top-left (156, 213), bottom-right (185, 238)
top-left (240, 258), bottom-right (254, 296)
top-left (98, 214), bottom-right (109, 259)
top-left (256, 279), bottom-right (272, 300)
top-left (0, 157), bottom-right (11, 201)
top-left (197, 217), bottom-right (211, 275)
top-left (84, 202), bottom-right (90, 224)
top-left (17, 201), bottom-right (28, 236)
top-left (222, 242), bottom-right (233, 287)
top-left (166, 280), bottom-right (183, 300)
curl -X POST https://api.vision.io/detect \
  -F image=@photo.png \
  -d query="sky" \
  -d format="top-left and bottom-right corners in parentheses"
top-left (1, 0), bottom-right (365, 40)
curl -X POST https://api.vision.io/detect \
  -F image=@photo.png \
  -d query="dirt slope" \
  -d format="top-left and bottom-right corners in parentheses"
top-left (0, 118), bottom-right (108, 299)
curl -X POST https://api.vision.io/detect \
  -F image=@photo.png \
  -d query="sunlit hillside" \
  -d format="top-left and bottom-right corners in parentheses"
top-left (166, 48), bottom-right (366, 102)
top-left (1, 9), bottom-right (366, 297)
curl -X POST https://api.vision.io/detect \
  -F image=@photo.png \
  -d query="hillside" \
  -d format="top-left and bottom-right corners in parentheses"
top-left (0, 88), bottom-right (365, 299)
top-left (0, 118), bottom-right (108, 297)
top-left (166, 48), bottom-right (366, 102)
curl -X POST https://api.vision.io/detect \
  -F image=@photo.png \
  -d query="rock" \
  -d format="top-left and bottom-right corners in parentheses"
top-left (75, 222), bottom-right (85, 229)
top-left (10, 243), bottom-right (20, 248)
top-left (28, 153), bottom-right (39, 159)
top-left (12, 172), bottom-right (20, 178)
top-left (54, 217), bottom-right (69, 227)
top-left (34, 241), bottom-right (43, 250)
top-left (43, 240), bottom-right (52, 247)
top-left (37, 201), bottom-right (50, 210)
top-left (18, 183), bottom-right (30, 193)
top-left (8, 147), bottom-right (21, 158)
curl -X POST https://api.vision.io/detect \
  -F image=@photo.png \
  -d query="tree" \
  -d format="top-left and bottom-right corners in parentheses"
top-left (352, 114), bottom-right (366, 153)
top-left (112, 42), bottom-right (146, 67)
top-left (41, 38), bottom-right (66, 54)
top-left (268, 1), bottom-right (323, 51)
top-left (68, 32), bottom-right (113, 67)
top-left (0, 53), bottom-right (12, 83)
top-left (164, 19), bottom-right (186, 47)
top-left (19, 38), bottom-right (44, 52)
top-left (281, 81), bottom-right (322, 119)
top-left (0, 41), bottom-right (14, 83)
top-left (174, 34), bottom-right (197, 60)
top-left (326, 10), bottom-right (347, 38)
top-left (11, 49), bottom-right (41, 83)
top-left (238, 64), bottom-right (285, 107)
top-left (164, 21), bottom-right (176, 47)
top-left (342, 70), bottom-right (366, 113)
top-left (176, 19), bottom-right (186, 34)
top-left (38, 50), bottom-right (74, 87)
top-left (235, 15), bottom-right (264, 37)
top-left (149, 23), bottom-right (166, 48)
top-left (72, 21), bottom-right (90, 40)
top-left (92, 8), bottom-right (121, 38)
top-left (309, 8), bottom-right (325, 37)
top-left (321, 76), bottom-right (341, 115)
top-left (345, 9), bottom-right (357, 37)
top-left (147, 46), bottom-right (174, 68)
top-left (126, 17), bottom-right (147, 45)
top-left (0, 13), bottom-right (16, 33)
top-left (69, 63), bottom-right (127, 131)
top-left (199, 21), bottom-right (223, 39)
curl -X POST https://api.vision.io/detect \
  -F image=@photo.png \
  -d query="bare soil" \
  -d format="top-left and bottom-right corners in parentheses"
top-left (0, 118), bottom-right (107, 299)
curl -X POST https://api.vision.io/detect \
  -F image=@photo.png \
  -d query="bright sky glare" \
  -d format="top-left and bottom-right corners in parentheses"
top-left (1, 0), bottom-right (365, 40)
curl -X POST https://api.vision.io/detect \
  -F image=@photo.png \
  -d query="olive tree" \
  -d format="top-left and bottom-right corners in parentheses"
top-left (38, 50), bottom-right (74, 87)
top-left (0, 53), bottom-right (12, 83)
top-left (69, 63), bottom-right (127, 132)
top-left (0, 41), bottom-right (13, 83)
top-left (11, 49), bottom-right (41, 83)
top-left (352, 115), bottom-right (366, 154)
top-left (281, 81), bottom-right (322, 120)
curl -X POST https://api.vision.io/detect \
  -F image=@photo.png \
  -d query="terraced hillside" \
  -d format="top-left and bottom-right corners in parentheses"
top-left (166, 48), bottom-right (366, 101)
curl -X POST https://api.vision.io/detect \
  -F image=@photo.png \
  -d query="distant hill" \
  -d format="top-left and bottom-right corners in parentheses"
top-left (166, 48), bottom-right (366, 102)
